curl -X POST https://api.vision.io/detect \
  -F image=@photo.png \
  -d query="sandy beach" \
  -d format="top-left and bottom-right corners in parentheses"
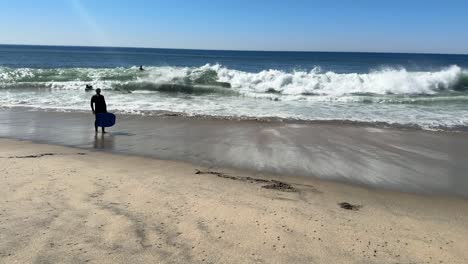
top-left (1, 138), bottom-right (468, 263)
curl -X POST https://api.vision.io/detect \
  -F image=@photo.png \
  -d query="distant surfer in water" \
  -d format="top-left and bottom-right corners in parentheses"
top-left (90, 88), bottom-right (107, 133)
top-left (85, 84), bottom-right (93, 91)
top-left (139, 65), bottom-right (144, 71)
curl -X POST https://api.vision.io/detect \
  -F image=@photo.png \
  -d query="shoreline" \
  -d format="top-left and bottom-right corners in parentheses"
top-left (1, 107), bottom-right (468, 198)
top-left (2, 106), bottom-right (468, 133)
top-left (3, 137), bottom-right (465, 202)
top-left (1, 138), bottom-right (468, 263)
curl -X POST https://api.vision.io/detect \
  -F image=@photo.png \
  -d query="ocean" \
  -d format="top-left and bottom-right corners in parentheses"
top-left (1, 44), bottom-right (468, 130)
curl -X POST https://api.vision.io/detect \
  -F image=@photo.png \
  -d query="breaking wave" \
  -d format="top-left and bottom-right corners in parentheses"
top-left (1, 64), bottom-right (467, 98)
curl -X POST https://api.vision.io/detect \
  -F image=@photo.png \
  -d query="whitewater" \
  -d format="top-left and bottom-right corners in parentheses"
top-left (1, 45), bottom-right (468, 130)
top-left (1, 64), bottom-right (467, 95)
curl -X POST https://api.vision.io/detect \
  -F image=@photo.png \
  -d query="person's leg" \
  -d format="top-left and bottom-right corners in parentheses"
top-left (95, 120), bottom-right (98, 133)
top-left (102, 127), bottom-right (106, 133)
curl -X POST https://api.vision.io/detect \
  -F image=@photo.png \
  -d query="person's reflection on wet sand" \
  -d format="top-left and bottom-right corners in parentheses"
top-left (93, 133), bottom-right (115, 150)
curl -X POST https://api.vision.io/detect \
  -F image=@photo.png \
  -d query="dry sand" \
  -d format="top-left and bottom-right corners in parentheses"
top-left (1, 139), bottom-right (468, 264)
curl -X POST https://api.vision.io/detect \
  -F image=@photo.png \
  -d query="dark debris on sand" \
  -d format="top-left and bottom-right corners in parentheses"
top-left (5, 153), bottom-right (86, 159)
top-left (262, 180), bottom-right (296, 192)
top-left (195, 170), bottom-right (297, 192)
top-left (338, 202), bottom-right (362, 211)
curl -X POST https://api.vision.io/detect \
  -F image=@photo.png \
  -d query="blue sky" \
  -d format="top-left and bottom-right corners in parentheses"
top-left (0, 0), bottom-right (467, 54)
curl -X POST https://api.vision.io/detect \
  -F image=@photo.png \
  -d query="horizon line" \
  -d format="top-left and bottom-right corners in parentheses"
top-left (1, 43), bottom-right (468, 56)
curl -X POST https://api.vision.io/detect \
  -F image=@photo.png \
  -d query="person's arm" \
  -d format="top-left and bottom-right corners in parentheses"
top-left (103, 96), bottom-right (107, 113)
top-left (90, 97), bottom-right (95, 114)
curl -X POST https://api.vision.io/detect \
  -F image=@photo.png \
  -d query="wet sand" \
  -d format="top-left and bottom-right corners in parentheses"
top-left (1, 108), bottom-right (468, 197)
top-left (1, 139), bottom-right (468, 264)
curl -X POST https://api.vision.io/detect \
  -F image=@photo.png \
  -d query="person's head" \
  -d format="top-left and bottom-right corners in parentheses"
top-left (96, 88), bottom-right (101, 95)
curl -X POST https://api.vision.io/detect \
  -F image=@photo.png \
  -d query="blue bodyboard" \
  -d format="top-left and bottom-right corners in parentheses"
top-left (96, 113), bottom-right (116, 127)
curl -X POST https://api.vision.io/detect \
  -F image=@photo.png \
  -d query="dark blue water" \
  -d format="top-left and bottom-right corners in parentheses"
top-left (1, 44), bottom-right (468, 73)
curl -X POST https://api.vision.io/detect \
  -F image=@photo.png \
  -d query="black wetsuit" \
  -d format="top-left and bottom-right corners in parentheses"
top-left (91, 94), bottom-right (107, 131)
top-left (91, 94), bottom-right (107, 114)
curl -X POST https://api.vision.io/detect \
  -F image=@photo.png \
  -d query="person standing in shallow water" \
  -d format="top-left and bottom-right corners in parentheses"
top-left (90, 88), bottom-right (107, 133)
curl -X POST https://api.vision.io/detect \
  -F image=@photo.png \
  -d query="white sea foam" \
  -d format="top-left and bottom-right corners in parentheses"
top-left (1, 64), bottom-right (468, 130)
top-left (211, 64), bottom-right (465, 96)
top-left (1, 65), bottom-right (466, 97)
